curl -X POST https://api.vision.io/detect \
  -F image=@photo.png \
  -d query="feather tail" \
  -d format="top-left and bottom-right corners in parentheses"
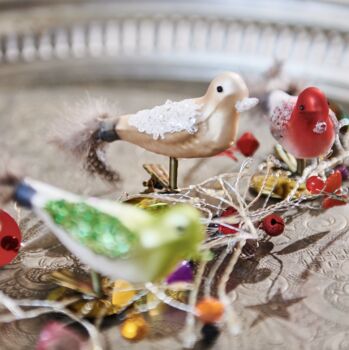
top-left (51, 97), bottom-right (121, 183)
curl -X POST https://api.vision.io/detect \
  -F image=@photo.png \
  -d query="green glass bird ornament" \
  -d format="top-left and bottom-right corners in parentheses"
top-left (7, 177), bottom-right (205, 283)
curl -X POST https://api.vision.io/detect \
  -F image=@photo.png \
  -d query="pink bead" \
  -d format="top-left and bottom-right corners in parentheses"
top-left (36, 322), bottom-right (84, 350)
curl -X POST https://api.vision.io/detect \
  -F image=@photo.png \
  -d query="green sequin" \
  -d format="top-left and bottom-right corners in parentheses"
top-left (45, 200), bottom-right (138, 258)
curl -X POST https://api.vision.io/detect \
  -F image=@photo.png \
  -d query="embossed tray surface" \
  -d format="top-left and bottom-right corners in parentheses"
top-left (0, 73), bottom-right (348, 350)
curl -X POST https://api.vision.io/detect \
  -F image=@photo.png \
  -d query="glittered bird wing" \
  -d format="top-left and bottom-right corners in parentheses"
top-left (127, 99), bottom-right (202, 140)
top-left (25, 179), bottom-right (154, 257)
top-left (9, 178), bottom-right (204, 283)
top-left (45, 200), bottom-right (140, 259)
top-left (21, 179), bottom-right (160, 281)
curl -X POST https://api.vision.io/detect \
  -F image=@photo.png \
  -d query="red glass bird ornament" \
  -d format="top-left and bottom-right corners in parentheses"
top-left (267, 87), bottom-right (339, 159)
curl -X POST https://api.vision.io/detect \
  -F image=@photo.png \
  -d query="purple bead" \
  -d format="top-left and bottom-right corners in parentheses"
top-left (166, 261), bottom-right (193, 284)
top-left (336, 165), bottom-right (349, 181)
top-left (36, 322), bottom-right (84, 350)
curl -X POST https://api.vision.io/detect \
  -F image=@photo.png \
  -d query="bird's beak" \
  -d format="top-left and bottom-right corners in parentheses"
top-left (235, 97), bottom-right (259, 113)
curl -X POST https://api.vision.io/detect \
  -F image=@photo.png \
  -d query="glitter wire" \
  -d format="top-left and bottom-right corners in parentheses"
top-left (3, 138), bottom-right (347, 349)
top-left (204, 247), bottom-right (230, 297)
top-left (217, 240), bottom-right (245, 336)
top-left (182, 260), bottom-right (206, 348)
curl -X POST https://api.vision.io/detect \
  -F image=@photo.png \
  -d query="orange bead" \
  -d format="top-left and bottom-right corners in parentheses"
top-left (120, 315), bottom-right (149, 341)
top-left (195, 298), bottom-right (224, 323)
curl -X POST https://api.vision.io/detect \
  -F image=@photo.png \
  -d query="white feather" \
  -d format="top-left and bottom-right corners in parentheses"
top-left (313, 121), bottom-right (327, 134)
top-left (235, 97), bottom-right (259, 112)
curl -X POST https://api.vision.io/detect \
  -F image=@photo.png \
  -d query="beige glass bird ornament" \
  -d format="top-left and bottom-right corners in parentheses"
top-left (54, 72), bottom-right (258, 189)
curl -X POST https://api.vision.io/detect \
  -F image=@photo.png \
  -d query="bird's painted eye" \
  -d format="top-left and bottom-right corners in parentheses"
top-left (299, 104), bottom-right (305, 111)
top-left (217, 86), bottom-right (223, 93)
top-left (176, 225), bottom-right (186, 234)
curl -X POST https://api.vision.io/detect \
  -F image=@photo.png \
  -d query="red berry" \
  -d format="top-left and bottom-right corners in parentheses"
top-left (262, 214), bottom-right (285, 236)
top-left (0, 210), bottom-right (21, 267)
top-left (218, 207), bottom-right (238, 235)
top-left (236, 132), bottom-right (260, 157)
top-left (322, 196), bottom-right (347, 209)
top-left (306, 176), bottom-right (325, 194)
top-left (323, 170), bottom-right (342, 193)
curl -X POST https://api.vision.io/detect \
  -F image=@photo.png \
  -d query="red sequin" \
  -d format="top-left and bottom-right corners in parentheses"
top-left (236, 132), bottom-right (260, 157)
top-left (322, 196), bottom-right (347, 209)
top-left (218, 207), bottom-right (238, 235)
top-left (323, 170), bottom-right (342, 193)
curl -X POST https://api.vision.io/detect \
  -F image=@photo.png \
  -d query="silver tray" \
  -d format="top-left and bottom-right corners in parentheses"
top-left (0, 1), bottom-right (349, 349)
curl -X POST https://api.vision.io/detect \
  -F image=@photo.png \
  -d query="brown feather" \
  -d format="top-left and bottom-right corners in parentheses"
top-left (50, 97), bottom-right (120, 183)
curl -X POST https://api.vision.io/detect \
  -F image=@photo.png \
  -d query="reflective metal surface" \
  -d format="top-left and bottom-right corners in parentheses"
top-left (0, 0), bottom-right (348, 100)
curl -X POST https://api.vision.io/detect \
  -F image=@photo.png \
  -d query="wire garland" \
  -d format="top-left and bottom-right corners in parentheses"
top-left (0, 133), bottom-right (348, 348)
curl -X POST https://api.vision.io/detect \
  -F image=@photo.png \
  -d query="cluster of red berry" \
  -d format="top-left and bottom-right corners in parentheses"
top-left (306, 170), bottom-right (347, 209)
top-left (218, 207), bottom-right (285, 237)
